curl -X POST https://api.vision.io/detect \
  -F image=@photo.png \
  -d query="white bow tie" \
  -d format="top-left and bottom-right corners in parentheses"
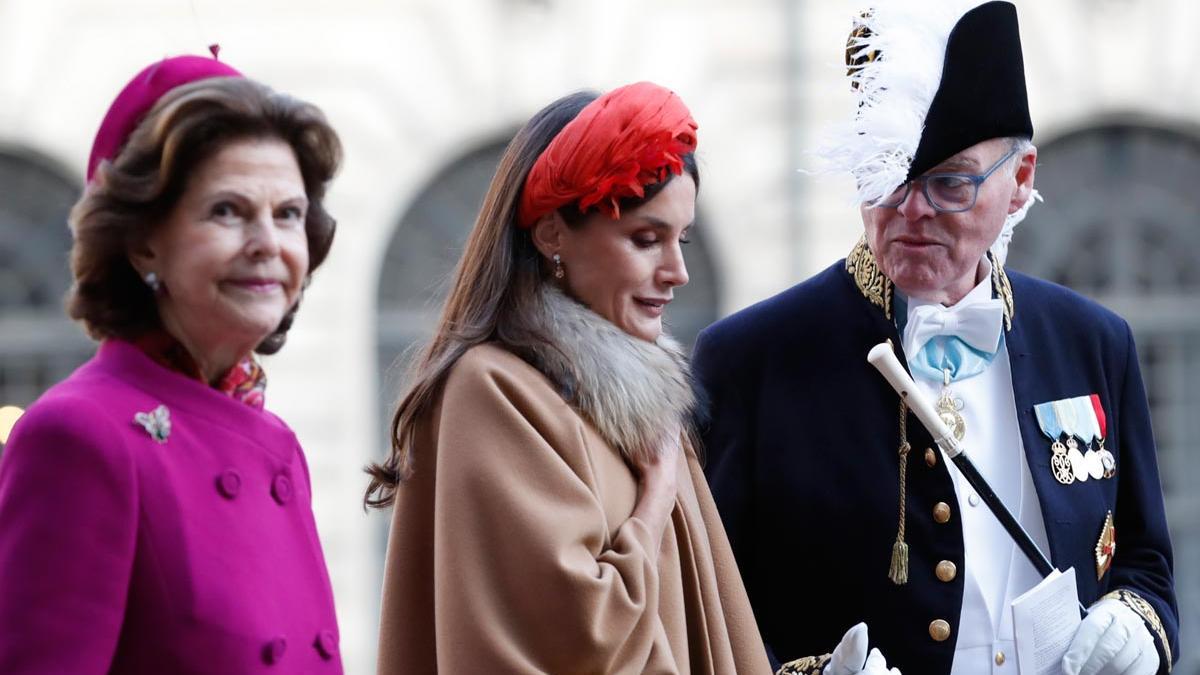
top-left (902, 298), bottom-right (1006, 359)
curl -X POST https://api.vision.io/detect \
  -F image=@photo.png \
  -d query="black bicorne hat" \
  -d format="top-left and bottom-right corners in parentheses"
top-left (817, 1), bottom-right (1035, 206)
top-left (908, 1), bottom-right (1033, 179)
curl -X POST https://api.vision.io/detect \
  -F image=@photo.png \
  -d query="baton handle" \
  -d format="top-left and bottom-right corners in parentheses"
top-left (867, 343), bottom-right (962, 457)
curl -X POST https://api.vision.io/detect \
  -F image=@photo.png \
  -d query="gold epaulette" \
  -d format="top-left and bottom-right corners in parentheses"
top-left (777, 654), bottom-right (832, 675)
top-left (1101, 589), bottom-right (1173, 672)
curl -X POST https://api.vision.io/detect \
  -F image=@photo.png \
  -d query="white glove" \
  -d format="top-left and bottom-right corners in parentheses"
top-left (1062, 598), bottom-right (1159, 675)
top-left (823, 623), bottom-right (901, 675)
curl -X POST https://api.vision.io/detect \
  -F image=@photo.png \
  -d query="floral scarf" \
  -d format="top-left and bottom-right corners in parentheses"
top-left (134, 331), bottom-right (267, 410)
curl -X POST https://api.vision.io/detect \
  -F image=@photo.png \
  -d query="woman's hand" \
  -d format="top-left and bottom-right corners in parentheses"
top-left (628, 427), bottom-right (684, 545)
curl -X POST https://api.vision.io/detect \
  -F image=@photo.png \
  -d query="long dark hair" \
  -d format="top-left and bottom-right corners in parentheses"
top-left (363, 90), bottom-right (698, 508)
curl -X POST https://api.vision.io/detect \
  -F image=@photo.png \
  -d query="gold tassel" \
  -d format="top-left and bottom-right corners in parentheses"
top-left (889, 397), bottom-right (911, 585)
top-left (889, 540), bottom-right (909, 585)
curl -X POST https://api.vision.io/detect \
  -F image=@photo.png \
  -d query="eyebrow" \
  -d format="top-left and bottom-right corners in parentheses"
top-left (636, 215), bottom-right (695, 230)
top-left (205, 189), bottom-right (309, 206)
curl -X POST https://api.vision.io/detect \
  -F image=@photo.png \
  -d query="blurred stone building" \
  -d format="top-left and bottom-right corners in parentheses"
top-left (1, 1), bottom-right (1197, 671)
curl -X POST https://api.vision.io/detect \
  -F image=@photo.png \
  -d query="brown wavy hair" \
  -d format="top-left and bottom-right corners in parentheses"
top-left (363, 91), bottom-right (698, 508)
top-left (67, 76), bottom-right (342, 354)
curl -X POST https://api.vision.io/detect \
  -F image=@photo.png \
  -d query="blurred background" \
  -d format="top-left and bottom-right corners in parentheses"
top-left (1, 0), bottom-right (1196, 671)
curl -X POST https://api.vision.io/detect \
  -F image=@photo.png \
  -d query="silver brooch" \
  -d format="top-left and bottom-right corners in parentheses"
top-left (133, 404), bottom-right (171, 443)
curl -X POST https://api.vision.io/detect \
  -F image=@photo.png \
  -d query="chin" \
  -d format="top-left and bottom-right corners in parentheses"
top-left (629, 322), bottom-right (662, 343)
top-left (224, 312), bottom-right (285, 343)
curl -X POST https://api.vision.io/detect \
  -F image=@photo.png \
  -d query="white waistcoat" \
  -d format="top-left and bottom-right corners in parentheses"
top-left (905, 277), bottom-right (1052, 675)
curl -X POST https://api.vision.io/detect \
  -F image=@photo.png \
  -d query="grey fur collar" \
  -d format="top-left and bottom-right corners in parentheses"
top-left (513, 286), bottom-right (696, 463)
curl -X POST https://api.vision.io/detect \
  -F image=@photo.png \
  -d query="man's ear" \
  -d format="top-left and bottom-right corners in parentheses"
top-left (1009, 146), bottom-right (1037, 214)
top-left (529, 210), bottom-right (566, 260)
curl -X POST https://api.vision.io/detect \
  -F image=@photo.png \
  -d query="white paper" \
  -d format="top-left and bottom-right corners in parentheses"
top-left (1012, 567), bottom-right (1082, 675)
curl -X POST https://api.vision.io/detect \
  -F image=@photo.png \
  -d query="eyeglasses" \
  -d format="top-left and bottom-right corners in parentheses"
top-left (873, 147), bottom-right (1018, 213)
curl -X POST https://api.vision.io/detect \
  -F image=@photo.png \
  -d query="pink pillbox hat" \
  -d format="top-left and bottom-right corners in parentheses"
top-left (86, 52), bottom-right (242, 182)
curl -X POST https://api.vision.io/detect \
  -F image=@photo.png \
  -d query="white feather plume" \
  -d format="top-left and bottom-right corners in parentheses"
top-left (814, 0), bottom-right (992, 205)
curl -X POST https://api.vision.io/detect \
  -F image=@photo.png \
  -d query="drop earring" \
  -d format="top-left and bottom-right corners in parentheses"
top-left (144, 271), bottom-right (161, 293)
top-left (553, 253), bottom-right (564, 280)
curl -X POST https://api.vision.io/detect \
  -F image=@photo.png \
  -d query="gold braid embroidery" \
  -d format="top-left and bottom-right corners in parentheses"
top-left (989, 250), bottom-right (1015, 330)
top-left (777, 654), bottom-right (832, 675)
top-left (1101, 589), bottom-right (1173, 671)
top-left (845, 236), bottom-right (893, 320)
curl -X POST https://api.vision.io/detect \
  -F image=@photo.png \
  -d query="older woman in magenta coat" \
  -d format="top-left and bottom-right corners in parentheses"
top-left (0, 53), bottom-right (344, 673)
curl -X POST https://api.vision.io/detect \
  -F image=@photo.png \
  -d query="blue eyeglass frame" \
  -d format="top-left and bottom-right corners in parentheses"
top-left (875, 147), bottom-right (1019, 213)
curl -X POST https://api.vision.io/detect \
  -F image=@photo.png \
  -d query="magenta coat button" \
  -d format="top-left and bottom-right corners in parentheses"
top-left (271, 474), bottom-right (293, 505)
top-left (215, 469), bottom-right (241, 499)
top-left (262, 636), bottom-right (287, 664)
top-left (314, 629), bottom-right (338, 660)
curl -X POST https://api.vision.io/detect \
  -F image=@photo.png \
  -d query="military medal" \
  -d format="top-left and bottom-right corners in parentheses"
top-left (133, 404), bottom-right (171, 443)
top-left (1090, 393), bottom-right (1116, 479)
top-left (1034, 401), bottom-right (1075, 485)
top-left (1055, 399), bottom-right (1089, 482)
top-left (1073, 396), bottom-right (1105, 480)
top-left (1095, 511), bottom-right (1116, 580)
top-left (936, 368), bottom-right (966, 441)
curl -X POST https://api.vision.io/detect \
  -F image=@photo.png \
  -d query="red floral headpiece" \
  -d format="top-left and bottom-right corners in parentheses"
top-left (516, 81), bottom-right (698, 228)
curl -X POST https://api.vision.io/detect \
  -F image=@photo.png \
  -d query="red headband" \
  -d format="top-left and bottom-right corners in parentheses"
top-left (516, 81), bottom-right (698, 228)
top-left (87, 52), bottom-right (243, 182)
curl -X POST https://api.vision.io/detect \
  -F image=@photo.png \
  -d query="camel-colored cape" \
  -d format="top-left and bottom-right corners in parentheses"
top-left (377, 343), bottom-right (770, 674)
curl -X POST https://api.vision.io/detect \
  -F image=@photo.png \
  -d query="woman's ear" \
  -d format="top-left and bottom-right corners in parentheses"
top-left (529, 211), bottom-right (566, 260)
top-left (127, 237), bottom-right (158, 279)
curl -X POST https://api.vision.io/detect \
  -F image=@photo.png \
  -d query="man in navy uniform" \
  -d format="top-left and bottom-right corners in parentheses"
top-left (693, 2), bottom-right (1179, 674)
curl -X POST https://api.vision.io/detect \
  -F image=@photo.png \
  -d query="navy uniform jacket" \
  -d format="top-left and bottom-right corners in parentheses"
top-left (693, 253), bottom-right (1179, 674)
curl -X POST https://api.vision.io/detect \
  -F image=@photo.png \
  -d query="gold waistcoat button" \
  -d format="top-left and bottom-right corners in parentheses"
top-left (929, 619), bottom-right (951, 642)
top-left (936, 560), bottom-right (957, 582)
top-left (933, 502), bottom-right (952, 524)
top-left (925, 447), bottom-right (937, 468)
top-left (995, 650), bottom-right (1006, 666)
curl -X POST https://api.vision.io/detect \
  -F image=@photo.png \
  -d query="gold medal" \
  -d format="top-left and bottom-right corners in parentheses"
top-left (936, 369), bottom-right (966, 441)
top-left (1050, 439), bottom-right (1075, 485)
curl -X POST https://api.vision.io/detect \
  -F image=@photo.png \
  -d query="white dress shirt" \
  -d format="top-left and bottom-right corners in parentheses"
top-left (903, 266), bottom-right (1052, 674)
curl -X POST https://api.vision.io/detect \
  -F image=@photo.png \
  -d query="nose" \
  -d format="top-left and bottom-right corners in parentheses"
top-left (245, 208), bottom-right (282, 260)
top-left (658, 241), bottom-right (689, 289)
top-left (896, 180), bottom-right (936, 221)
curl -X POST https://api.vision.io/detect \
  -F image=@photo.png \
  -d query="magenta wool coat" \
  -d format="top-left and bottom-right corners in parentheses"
top-left (0, 340), bottom-right (342, 674)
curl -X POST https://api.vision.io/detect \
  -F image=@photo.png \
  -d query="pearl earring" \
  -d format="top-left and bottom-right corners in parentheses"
top-left (144, 271), bottom-right (161, 292)
top-left (553, 253), bottom-right (564, 280)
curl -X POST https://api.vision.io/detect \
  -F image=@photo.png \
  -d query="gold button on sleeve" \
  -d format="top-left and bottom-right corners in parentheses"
top-left (995, 651), bottom-right (1006, 666)
top-left (925, 447), bottom-right (937, 467)
top-left (933, 502), bottom-right (952, 524)
top-left (936, 560), bottom-right (957, 582)
top-left (929, 619), bottom-right (951, 642)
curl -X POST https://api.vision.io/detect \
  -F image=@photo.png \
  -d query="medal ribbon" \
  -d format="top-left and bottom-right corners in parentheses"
top-left (1053, 398), bottom-right (1080, 443)
top-left (1034, 401), bottom-right (1065, 441)
top-left (1090, 393), bottom-right (1107, 439)
top-left (1072, 396), bottom-right (1100, 445)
